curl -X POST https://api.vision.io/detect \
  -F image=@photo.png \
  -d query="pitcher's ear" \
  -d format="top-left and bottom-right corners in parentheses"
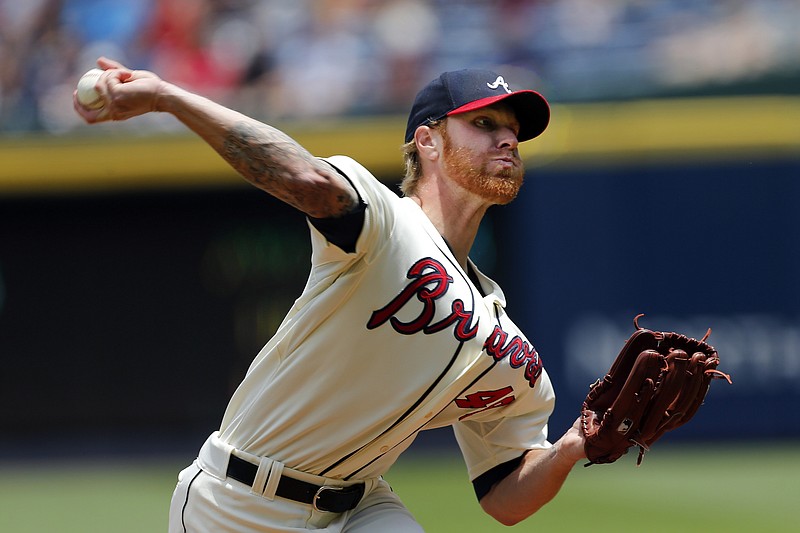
top-left (415, 125), bottom-right (442, 161)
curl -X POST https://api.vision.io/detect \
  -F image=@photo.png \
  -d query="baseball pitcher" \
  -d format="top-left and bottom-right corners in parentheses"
top-left (74, 57), bottom-right (727, 532)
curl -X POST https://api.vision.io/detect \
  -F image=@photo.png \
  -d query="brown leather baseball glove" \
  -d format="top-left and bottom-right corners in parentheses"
top-left (581, 314), bottom-right (731, 466)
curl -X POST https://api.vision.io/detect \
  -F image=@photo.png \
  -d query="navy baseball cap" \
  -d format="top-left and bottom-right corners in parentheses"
top-left (404, 69), bottom-right (550, 143)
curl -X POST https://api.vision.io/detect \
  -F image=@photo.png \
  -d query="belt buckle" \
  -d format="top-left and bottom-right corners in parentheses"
top-left (312, 485), bottom-right (345, 512)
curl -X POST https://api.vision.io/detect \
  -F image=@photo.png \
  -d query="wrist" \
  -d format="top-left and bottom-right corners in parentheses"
top-left (553, 428), bottom-right (587, 465)
top-left (152, 80), bottom-right (174, 113)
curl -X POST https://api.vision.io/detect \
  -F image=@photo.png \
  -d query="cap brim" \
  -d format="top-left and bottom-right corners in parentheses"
top-left (447, 90), bottom-right (550, 142)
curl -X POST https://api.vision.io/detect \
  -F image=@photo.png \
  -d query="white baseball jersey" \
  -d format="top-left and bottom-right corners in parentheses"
top-left (218, 155), bottom-right (555, 483)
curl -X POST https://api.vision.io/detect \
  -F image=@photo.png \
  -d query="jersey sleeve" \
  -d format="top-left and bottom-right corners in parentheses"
top-left (310, 155), bottom-right (399, 263)
top-left (452, 369), bottom-right (556, 483)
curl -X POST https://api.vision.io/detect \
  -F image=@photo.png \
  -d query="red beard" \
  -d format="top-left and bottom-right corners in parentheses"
top-left (442, 136), bottom-right (524, 205)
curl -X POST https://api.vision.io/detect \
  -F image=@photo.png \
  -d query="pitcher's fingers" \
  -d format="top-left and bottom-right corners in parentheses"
top-left (72, 90), bottom-right (110, 123)
top-left (97, 56), bottom-right (128, 70)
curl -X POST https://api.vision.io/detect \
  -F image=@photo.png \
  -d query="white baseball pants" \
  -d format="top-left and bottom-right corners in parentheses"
top-left (168, 432), bottom-right (425, 532)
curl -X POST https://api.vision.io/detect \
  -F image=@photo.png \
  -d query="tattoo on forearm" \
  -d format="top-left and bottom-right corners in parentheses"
top-left (222, 121), bottom-right (311, 203)
top-left (221, 121), bottom-right (357, 216)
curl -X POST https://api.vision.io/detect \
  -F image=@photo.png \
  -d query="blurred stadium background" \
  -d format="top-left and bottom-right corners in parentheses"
top-left (1, 1), bottom-right (799, 531)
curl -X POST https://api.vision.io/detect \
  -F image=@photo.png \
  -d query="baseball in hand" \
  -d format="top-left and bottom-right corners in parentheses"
top-left (76, 68), bottom-right (105, 110)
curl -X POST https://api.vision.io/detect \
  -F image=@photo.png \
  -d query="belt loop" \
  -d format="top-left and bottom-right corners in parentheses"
top-left (262, 460), bottom-right (284, 500)
top-left (250, 456), bottom-right (274, 499)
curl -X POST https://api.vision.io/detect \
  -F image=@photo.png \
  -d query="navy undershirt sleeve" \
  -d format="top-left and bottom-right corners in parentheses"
top-left (306, 160), bottom-right (366, 254)
top-left (307, 202), bottom-right (366, 254)
top-left (472, 454), bottom-right (525, 501)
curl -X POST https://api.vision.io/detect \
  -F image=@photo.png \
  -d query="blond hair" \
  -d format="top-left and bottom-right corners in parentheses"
top-left (400, 119), bottom-right (445, 197)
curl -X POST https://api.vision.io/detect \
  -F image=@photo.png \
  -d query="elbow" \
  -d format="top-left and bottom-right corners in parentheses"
top-left (298, 175), bottom-right (359, 219)
top-left (480, 495), bottom-right (534, 527)
top-left (485, 509), bottom-right (528, 527)
top-left (496, 515), bottom-right (526, 528)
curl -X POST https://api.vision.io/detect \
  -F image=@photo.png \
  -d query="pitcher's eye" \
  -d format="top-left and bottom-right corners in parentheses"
top-left (474, 117), bottom-right (494, 129)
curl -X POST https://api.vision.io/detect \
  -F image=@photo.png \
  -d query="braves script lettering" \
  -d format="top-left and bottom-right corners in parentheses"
top-left (367, 258), bottom-right (478, 341)
top-left (368, 258), bottom-right (544, 389)
top-left (484, 326), bottom-right (542, 387)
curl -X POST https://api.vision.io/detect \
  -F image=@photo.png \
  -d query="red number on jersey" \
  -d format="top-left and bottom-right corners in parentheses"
top-left (455, 386), bottom-right (515, 420)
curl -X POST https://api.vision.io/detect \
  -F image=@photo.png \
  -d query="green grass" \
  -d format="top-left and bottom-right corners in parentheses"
top-left (0, 443), bottom-right (797, 532)
top-left (386, 442), bottom-right (800, 532)
top-left (0, 459), bottom-right (179, 533)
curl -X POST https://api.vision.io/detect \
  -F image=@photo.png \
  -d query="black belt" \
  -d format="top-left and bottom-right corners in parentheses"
top-left (225, 454), bottom-right (365, 513)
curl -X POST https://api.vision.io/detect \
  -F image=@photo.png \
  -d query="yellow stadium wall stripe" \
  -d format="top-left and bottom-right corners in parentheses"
top-left (1, 96), bottom-right (798, 196)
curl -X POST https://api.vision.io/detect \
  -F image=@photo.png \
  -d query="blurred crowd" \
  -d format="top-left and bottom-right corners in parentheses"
top-left (1, 0), bottom-right (799, 135)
